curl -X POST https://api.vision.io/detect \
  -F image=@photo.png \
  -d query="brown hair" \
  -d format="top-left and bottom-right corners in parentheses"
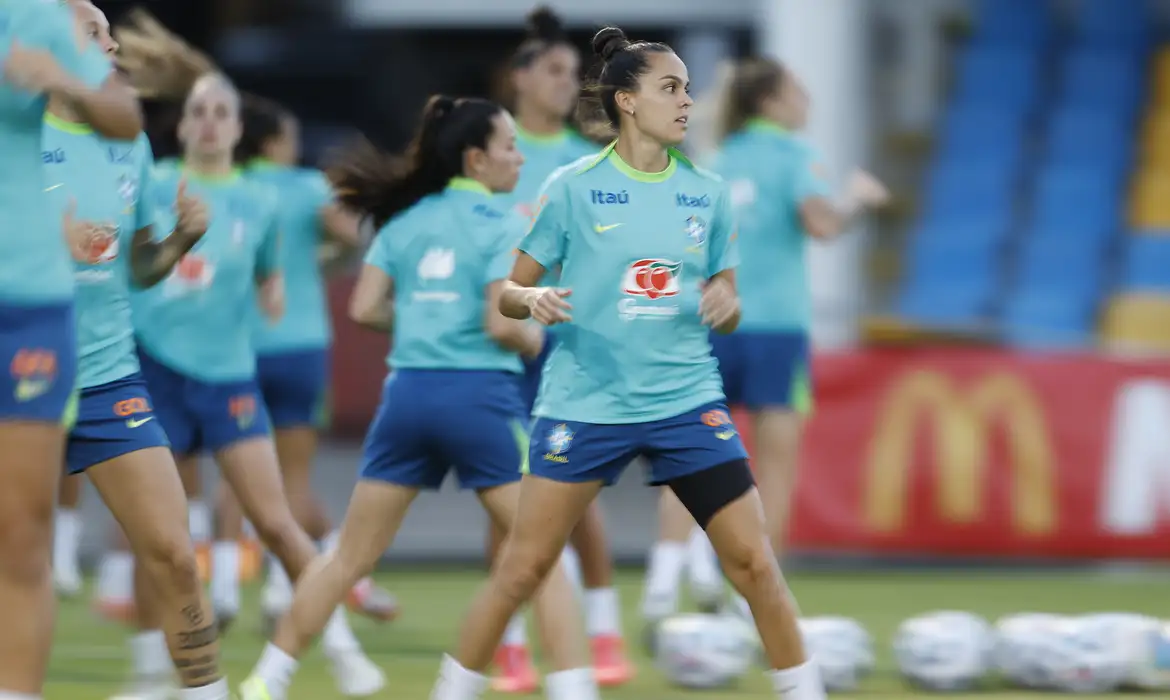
top-left (716, 57), bottom-right (786, 142)
top-left (576, 26), bottom-right (673, 143)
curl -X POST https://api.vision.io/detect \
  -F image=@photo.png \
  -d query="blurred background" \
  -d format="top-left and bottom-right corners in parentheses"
top-left (67, 0), bottom-right (1170, 568)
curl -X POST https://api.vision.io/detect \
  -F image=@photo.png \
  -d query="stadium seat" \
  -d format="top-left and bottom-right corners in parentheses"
top-left (974, 0), bottom-right (1054, 47)
top-left (1059, 48), bottom-right (1145, 109)
top-left (952, 47), bottom-right (1042, 112)
top-left (1013, 235), bottom-right (1108, 297)
top-left (920, 159), bottom-right (1017, 224)
top-left (1030, 168), bottom-right (1122, 237)
top-left (1001, 291), bottom-right (1096, 348)
top-left (1075, 0), bottom-right (1152, 47)
top-left (1099, 293), bottom-right (1170, 351)
top-left (897, 275), bottom-right (998, 326)
top-left (1128, 168), bottom-right (1170, 227)
top-left (936, 106), bottom-right (1026, 161)
top-left (1120, 235), bottom-right (1170, 291)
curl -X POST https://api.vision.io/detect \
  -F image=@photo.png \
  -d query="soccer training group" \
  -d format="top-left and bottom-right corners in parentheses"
top-left (0, 1), bottom-right (889, 699)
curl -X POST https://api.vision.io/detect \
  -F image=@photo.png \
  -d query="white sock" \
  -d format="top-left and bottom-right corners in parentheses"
top-left (252, 642), bottom-right (299, 699)
top-left (97, 550), bottom-right (134, 600)
top-left (431, 654), bottom-right (488, 700)
top-left (210, 541), bottom-right (239, 613)
top-left (583, 588), bottom-right (621, 638)
top-left (502, 613), bottom-right (528, 647)
top-left (0, 691), bottom-right (41, 700)
top-left (322, 606), bottom-right (361, 655)
top-left (769, 661), bottom-right (826, 700)
top-left (188, 500), bottom-right (211, 543)
top-left (52, 509), bottom-right (81, 575)
top-left (177, 677), bottom-right (230, 700)
top-left (265, 554), bottom-right (293, 598)
top-left (641, 541), bottom-right (685, 619)
top-left (560, 547), bottom-right (583, 594)
top-left (686, 527), bottom-right (723, 604)
top-left (544, 667), bottom-right (600, 700)
top-left (130, 629), bottom-right (173, 678)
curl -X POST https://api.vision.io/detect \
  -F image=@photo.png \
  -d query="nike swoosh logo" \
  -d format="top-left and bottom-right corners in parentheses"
top-left (126, 417), bottom-right (154, 428)
top-left (594, 223), bottom-right (623, 233)
top-left (45, 183), bottom-right (64, 192)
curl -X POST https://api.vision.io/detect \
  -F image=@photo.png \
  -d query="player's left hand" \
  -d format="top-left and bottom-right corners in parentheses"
top-left (699, 277), bottom-right (740, 331)
top-left (259, 274), bottom-right (285, 322)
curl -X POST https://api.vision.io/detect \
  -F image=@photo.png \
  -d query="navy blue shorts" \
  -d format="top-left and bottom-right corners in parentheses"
top-left (710, 331), bottom-right (812, 413)
top-left (519, 342), bottom-right (553, 415)
top-left (0, 302), bottom-right (77, 424)
top-left (65, 373), bottom-right (170, 474)
top-left (528, 400), bottom-right (748, 486)
top-left (360, 369), bottom-right (527, 491)
top-left (257, 347), bottom-right (329, 429)
top-left (136, 348), bottom-right (271, 456)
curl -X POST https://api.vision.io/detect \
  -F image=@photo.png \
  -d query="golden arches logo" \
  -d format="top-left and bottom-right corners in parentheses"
top-left (863, 370), bottom-right (1057, 536)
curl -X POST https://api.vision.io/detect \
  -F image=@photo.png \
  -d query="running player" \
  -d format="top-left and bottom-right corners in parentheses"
top-left (430, 27), bottom-right (826, 700)
top-left (0, 0), bottom-right (142, 696)
top-left (239, 95), bottom-right (597, 700)
top-left (128, 72), bottom-right (384, 697)
top-left (45, 7), bottom-right (231, 699)
top-left (235, 94), bottom-right (400, 632)
top-left (644, 56), bottom-right (890, 626)
top-left (489, 6), bottom-right (631, 691)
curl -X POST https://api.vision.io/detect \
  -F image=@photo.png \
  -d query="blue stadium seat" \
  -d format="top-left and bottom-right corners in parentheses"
top-left (975, 0), bottom-right (1054, 47)
top-left (1013, 236), bottom-right (1107, 298)
top-left (1030, 167), bottom-right (1123, 236)
top-left (1121, 235), bottom-right (1170, 290)
top-left (897, 275), bottom-right (998, 325)
top-left (1000, 291), bottom-right (1096, 347)
top-left (1075, 0), bottom-right (1152, 47)
top-left (1059, 48), bottom-right (1145, 108)
top-left (937, 106), bottom-right (1026, 161)
top-left (953, 47), bottom-right (1043, 111)
top-left (1047, 106), bottom-right (1129, 148)
top-left (921, 159), bottom-right (1017, 223)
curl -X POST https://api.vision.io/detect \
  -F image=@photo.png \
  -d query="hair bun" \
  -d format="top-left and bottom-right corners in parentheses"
top-left (427, 94), bottom-right (458, 121)
top-left (592, 27), bottom-right (630, 62)
top-left (526, 6), bottom-right (565, 41)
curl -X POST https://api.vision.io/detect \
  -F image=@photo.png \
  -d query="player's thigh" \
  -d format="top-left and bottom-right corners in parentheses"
top-left (644, 401), bottom-right (749, 485)
top-left (709, 330), bottom-right (746, 406)
top-left (740, 331), bottom-right (812, 414)
top-left (334, 479), bottom-right (419, 572)
top-left (0, 423), bottom-right (65, 553)
top-left (482, 475), bottom-right (601, 573)
top-left (86, 446), bottom-right (192, 564)
top-left (358, 374), bottom-right (446, 490)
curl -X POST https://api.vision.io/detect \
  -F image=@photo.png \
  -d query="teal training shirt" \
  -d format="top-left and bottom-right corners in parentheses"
top-left (246, 161), bottom-right (333, 353)
top-left (520, 142), bottom-right (739, 424)
top-left (42, 113), bottom-right (153, 388)
top-left (131, 167), bottom-right (281, 381)
top-left (0, 0), bottom-right (90, 303)
top-left (364, 178), bottom-right (524, 374)
top-left (708, 119), bottom-right (831, 332)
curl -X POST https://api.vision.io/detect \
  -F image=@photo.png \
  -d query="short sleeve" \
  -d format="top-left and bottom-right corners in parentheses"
top-left (22, 1), bottom-right (87, 83)
top-left (791, 142), bottom-right (832, 203)
top-left (518, 174), bottom-right (570, 271)
top-left (255, 191), bottom-right (281, 278)
top-left (363, 224), bottom-right (396, 277)
top-left (133, 135), bottom-right (156, 232)
top-left (707, 187), bottom-right (740, 277)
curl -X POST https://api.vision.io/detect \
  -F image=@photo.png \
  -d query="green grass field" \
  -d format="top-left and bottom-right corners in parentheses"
top-left (44, 568), bottom-right (1167, 699)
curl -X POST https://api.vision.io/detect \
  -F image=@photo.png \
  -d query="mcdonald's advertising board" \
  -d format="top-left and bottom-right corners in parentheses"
top-left (327, 275), bottom-right (1170, 558)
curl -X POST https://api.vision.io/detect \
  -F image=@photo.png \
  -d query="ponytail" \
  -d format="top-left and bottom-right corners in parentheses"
top-left (326, 95), bottom-right (502, 230)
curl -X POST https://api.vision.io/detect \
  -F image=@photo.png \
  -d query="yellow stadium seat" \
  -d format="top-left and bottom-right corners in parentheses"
top-left (1100, 293), bottom-right (1170, 351)
top-left (1129, 169), bottom-right (1170, 227)
top-left (1142, 116), bottom-right (1170, 162)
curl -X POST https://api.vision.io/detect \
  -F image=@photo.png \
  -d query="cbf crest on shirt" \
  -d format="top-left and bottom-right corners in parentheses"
top-left (42, 115), bottom-right (154, 389)
top-left (130, 167), bottom-right (280, 382)
top-left (519, 143), bottom-right (740, 424)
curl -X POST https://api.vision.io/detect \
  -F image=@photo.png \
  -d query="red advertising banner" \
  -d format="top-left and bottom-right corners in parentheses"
top-left (328, 279), bottom-right (1170, 559)
top-left (788, 349), bottom-right (1170, 560)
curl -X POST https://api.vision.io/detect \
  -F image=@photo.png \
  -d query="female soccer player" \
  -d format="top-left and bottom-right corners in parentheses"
top-left (44, 8), bottom-right (231, 699)
top-left (239, 95), bottom-right (596, 700)
top-left (645, 56), bottom-right (890, 625)
top-left (0, 0), bottom-right (142, 696)
top-left (128, 72), bottom-right (384, 698)
top-left (430, 28), bottom-right (826, 700)
top-left (489, 7), bottom-right (631, 692)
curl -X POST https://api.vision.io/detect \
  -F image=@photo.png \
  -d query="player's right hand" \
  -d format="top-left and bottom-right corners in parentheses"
top-left (846, 169), bottom-right (890, 208)
top-left (527, 287), bottom-right (572, 326)
top-left (174, 177), bottom-right (209, 240)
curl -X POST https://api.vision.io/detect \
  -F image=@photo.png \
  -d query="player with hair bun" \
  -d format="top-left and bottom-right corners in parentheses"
top-left (489, 6), bottom-right (633, 692)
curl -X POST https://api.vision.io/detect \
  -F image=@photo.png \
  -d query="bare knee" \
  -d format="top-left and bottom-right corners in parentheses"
top-left (721, 539), bottom-right (778, 593)
top-left (0, 511), bottom-right (52, 584)
top-left (495, 544), bottom-right (560, 603)
top-left (139, 533), bottom-right (201, 595)
top-left (251, 508), bottom-right (303, 556)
